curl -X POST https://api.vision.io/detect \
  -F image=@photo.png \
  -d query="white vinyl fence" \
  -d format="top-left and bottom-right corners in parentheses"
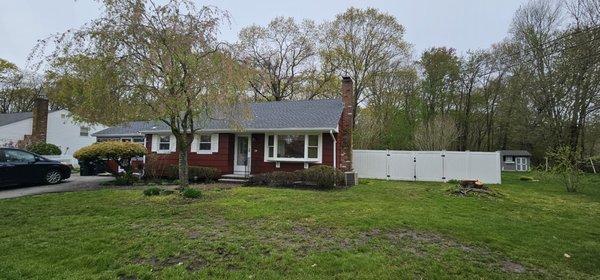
top-left (353, 150), bottom-right (502, 184)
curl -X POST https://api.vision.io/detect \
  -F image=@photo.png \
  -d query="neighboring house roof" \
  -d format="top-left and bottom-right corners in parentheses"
top-left (92, 121), bottom-right (161, 137)
top-left (0, 110), bottom-right (62, 127)
top-left (500, 150), bottom-right (532, 157)
top-left (94, 99), bottom-right (344, 136)
top-left (0, 112), bottom-right (33, 127)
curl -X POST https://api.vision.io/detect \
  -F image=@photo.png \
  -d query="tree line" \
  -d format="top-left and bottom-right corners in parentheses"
top-left (234, 0), bottom-right (600, 163)
top-left (2, 0), bottom-right (599, 166)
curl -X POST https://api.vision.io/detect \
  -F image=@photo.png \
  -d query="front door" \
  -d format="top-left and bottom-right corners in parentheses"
top-left (515, 157), bottom-right (528, 171)
top-left (234, 135), bottom-right (251, 174)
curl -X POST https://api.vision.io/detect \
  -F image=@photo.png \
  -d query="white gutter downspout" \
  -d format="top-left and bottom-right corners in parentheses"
top-left (329, 130), bottom-right (337, 170)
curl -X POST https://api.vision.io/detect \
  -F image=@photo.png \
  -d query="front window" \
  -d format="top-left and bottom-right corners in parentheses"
top-left (80, 127), bottom-right (90, 136)
top-left (267, 135), bottom-right (274, 157)
top-left (308, 135), bottom-right (319, 159)
top-left (132, 137), bottom-right (145, 145)
top-left (505, 156), bottom-right (514, 163)
top-left (277, 135), bottom-right (305, 158)
top-left (265, 134), bottom-right (321, 162)
top-left (198, 135), bottom-right (211, 151)
top-left (159, 136), bottom-right (170, 151)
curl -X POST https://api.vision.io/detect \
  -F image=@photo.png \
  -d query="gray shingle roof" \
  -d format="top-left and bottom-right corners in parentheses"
top-left (0, 112), bottom-right (33, 127)
top-left (93, 99), bottom-right (344, 136)
top-left (500, 150), bottom-right (532, 157)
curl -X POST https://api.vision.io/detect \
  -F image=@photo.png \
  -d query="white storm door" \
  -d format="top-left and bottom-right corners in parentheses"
top-left (234, 135), bottom-right (251, 174)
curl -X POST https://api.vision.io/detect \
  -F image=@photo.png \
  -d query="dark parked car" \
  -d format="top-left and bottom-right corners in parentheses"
top-left (0, 148), bottom-right (71, 187)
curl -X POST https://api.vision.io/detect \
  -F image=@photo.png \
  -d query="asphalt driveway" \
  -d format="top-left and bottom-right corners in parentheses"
top-left (0, 174), bottom-right (113, 199)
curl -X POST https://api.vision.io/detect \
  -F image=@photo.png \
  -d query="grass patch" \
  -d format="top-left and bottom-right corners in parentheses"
top-left (0, 172), bottom-right (598, 279)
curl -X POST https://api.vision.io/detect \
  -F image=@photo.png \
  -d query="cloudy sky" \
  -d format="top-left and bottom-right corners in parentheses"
top-left (1, 0), bottom-right (526, 69)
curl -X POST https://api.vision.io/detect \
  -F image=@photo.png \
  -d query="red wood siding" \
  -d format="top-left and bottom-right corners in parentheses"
top-left (250, 133), bottom-right (336, 174)
top-left (145, 133), bottom-right (234, 175)
top-left (146, 132), bottom-right (337, 175)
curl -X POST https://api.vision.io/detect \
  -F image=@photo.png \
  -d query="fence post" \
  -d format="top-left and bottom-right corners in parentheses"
top-left (413, 153), bottom-right (417, 181)
top-left (441, 150), bottom-right (446, 181)
top-left (386, 149), bottom-right (390, 180)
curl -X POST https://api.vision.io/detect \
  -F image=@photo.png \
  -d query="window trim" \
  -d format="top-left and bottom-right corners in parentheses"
top-left (264, 133), bottom-right (322, 163)
top-left (504, 156), bottom-right (514, 163)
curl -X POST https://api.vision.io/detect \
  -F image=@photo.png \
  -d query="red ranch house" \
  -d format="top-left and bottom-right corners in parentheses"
top-left (93, 77), bottom-right (355, 179)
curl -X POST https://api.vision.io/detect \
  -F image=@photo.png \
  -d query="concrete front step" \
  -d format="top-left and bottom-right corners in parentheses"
top-left (218, 178), bottom-right (248, 184)
top-left (221, 173), bottom-right (251, 179)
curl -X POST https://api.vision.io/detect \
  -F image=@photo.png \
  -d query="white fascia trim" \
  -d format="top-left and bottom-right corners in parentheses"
top-left (138, 127), bottom-right (339, 134)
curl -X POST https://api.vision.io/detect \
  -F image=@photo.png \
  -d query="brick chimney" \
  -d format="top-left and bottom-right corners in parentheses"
top-left (31, 97), bottom-right (49, 143)
top-left (339, 76), bottom-right (354, 171)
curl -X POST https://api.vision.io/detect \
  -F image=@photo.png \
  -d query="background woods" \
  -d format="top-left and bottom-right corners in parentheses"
top-left (3, 0), bottom-right (598, 166)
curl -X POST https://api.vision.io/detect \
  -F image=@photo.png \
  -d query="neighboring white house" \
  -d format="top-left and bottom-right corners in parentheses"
top-left (0, 105), bottom-right (105, 156)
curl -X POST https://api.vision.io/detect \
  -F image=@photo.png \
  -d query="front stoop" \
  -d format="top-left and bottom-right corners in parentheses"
top-left (218, 174), bottom-right (251, 184)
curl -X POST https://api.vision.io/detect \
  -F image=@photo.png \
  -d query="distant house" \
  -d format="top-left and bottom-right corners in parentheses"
top-left (92, 77), bottom-right (356, 178)
top-left (0, 98), bottom-right (105, 156)
top-left (499, 150), bottom-right (531, 172)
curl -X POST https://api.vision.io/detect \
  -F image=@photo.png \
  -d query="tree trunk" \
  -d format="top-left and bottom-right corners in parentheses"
top-left (178, 148), bottom-right (189, 188)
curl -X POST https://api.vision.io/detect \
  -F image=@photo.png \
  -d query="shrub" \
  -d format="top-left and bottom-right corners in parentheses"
top-left (447, 179), bottom-right (460, 184)
top-left (143, 187), bottom-right (162, 196)
top-left (547, 146), bottom-right (584, 193)
top-left (74, 141), bottom-right (146, 174)
top-left (181, 188), bottom-right (202, 199)
top-left (26, 143), bottom-right (61, 155)
top-left (144, 153), bottom-right (170, 180)
top-left (164, 165), bottom-right (220, 183)
top-left (246, 166), bottom-right (345, 189)
top-left (245, 171), bottom-right (299, 187)
top-left (189, 166), bottom-right (220, 182)
top-left (298, 165), bottom-right (345, 189)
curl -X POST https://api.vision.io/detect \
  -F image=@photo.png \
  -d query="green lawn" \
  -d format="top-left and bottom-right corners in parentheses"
top-left (0, 173), bottom-right (599, 279)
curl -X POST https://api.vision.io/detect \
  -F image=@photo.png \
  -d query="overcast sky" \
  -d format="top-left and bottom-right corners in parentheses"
top-left (1, 0), bottom-right (527, 69)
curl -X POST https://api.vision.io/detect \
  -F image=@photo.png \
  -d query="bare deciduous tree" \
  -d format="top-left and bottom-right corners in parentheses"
top-left (413, 116), bottom-right (458, 151)
top-left (237, 17), bottom-right (322, 101)
top-left (322, 7), bottom-right (411, 125)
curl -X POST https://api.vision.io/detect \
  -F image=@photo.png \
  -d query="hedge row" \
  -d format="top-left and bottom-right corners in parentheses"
top-left (144, 163), bottom-right (220, 183)
top-left (247, 165), bottom-right (345, 189)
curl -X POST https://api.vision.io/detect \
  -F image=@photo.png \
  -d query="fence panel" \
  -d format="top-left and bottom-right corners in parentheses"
top-left (415, 152), bottom-right (444, 181)
top-left (353, 150), bottom-right (501, 184)
top-left (387, 151), bottom-right (415, 181)
top-left (353, 150), bottom-right (388, 179)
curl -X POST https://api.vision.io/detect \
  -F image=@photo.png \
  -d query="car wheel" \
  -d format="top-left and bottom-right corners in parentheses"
top-left (45, 170), bottom-right (63, 184)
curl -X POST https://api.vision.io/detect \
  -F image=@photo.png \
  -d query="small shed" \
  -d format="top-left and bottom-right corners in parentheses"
top-left (499, 150), bottom-right (531, 172)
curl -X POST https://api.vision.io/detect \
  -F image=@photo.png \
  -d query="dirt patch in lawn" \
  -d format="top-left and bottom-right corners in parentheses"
top-left (127, 218), bottom-right (538, 277)
top-left (132, 254), bottom-right (208, 272)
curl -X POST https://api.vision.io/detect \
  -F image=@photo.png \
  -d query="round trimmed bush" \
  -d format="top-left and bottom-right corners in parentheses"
top-left (74, 141), bottom-right (147, 161)
top-left (26, 143), bottom-right (61, 155)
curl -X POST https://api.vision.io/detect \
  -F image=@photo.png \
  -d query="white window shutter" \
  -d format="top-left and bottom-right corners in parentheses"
top-left (151, 135), bottom-right (159, 152)
top-left (170, 135), bottom-right (177, 152)
top-left (190, 134), bottom-right (198, 153)
top-left (211, 134), bottom-right (219, 153)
